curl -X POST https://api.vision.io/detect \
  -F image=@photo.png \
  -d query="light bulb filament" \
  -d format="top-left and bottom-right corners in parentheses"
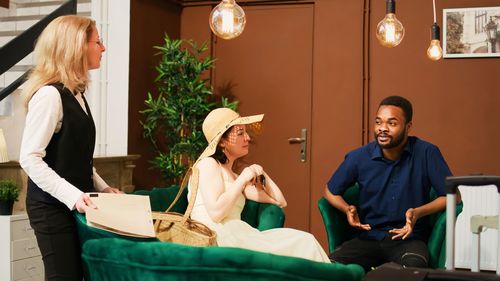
top-left (385, 22), bottom-right (396, 43)
top-left (221, 9), bottom-right (234, 33)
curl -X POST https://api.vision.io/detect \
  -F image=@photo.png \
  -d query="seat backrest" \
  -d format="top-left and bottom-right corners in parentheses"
top-left (133, 185), bottom-right (188, 212)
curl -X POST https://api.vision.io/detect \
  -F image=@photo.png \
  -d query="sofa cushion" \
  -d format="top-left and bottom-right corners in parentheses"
top-left (83, 238), bottom-right (365, 281)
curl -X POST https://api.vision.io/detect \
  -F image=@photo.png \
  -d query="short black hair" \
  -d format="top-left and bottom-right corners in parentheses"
top-left (379, 95), bottom-right (413, 123)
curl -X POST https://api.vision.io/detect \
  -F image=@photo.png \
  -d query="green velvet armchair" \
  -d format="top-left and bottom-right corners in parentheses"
top-left (76, 186), bottom-right (365, 281)
top-left (318, 184), bottom-right (462, 269)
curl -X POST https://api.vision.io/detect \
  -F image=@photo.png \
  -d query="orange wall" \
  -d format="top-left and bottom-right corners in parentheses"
top-left (369, 0), bottom-right (500, 176)
top-left (130, 0), bottom-right (500, 249)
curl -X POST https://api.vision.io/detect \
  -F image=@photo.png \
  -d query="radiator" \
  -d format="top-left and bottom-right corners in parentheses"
top-left (454, 185), bottom-right (498, 270)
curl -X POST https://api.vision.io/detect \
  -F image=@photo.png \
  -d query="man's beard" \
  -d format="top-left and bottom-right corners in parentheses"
top-left (374, 127), bottom-right (407, 149)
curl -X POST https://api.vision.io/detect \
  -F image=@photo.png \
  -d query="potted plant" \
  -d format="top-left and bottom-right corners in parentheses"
top-left (141, 34), bottom-right (237, 184)
top-left (0, 180), bottom-right (19, 215)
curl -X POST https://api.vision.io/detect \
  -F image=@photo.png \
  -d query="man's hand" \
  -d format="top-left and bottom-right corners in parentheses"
top-left (389, 208), bottom-right (418, 240)
top-left (102, 186), bottom-right (123, 193)
top-left (346, 205), bottom-right (371, 231)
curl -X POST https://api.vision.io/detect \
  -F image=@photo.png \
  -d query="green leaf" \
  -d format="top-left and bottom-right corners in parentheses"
top-left (140, 34), bottom-right (239, 183)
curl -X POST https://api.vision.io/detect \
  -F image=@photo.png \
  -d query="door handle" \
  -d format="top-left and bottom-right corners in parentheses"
top-left (287, 137), bottom-right (305, 144)
top-left (288, 128), bottom-right (307, 162)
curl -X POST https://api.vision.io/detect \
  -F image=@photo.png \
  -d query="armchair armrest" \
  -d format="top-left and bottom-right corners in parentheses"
top-left (318, 184), bottom-right (360, 254)
top-left (242, 200), bottom-right (285, 230)
top-left (318, 197), bottom-right (354, 254)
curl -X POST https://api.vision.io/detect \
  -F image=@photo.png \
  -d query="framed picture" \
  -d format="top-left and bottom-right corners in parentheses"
top-left (443, 6), bottom-right (500, 58)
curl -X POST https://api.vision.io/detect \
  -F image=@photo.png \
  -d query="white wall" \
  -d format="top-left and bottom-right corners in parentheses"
top-left (0, 0), bottom-right (130, 160)
top-left (89, 0), bottom-right (130, 156)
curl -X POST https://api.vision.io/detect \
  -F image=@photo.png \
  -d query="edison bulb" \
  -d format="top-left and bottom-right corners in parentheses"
top-left (427, 39), bottom-right (443, 61)
top-left (209, 0), bottom-right (246, 40)
top-left (376, 13), bottom-right (405, 48)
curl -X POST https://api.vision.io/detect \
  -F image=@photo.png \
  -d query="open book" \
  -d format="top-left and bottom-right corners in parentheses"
top-left (85, 193), bottom-right (156, 238)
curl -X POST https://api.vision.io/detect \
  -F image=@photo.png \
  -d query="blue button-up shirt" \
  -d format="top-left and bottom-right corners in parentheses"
top-left (327, 136), bottom-right (451, 241)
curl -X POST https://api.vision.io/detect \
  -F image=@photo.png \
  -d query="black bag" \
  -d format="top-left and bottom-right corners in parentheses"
top-left (365, 262), bottom-right (500, 281)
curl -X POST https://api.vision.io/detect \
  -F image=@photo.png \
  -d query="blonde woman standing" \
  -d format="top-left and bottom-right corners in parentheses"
top-left (19, 15), bottom-right (120, 280)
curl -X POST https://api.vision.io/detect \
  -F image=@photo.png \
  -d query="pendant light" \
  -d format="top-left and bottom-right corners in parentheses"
top-left (209, 0), bottom-right (246, 40)
top-left (427, 0), bottom-right (443, 60)
top-left (376, 0), bottom-right (405, 48)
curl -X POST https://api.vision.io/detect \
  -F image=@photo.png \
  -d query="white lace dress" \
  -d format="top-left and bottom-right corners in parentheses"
top-left (188, 168), bottom-right (330, 263)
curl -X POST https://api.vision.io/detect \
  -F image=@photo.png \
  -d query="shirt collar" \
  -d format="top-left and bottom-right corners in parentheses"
top-left (371, 136), bottom-right (414, 160)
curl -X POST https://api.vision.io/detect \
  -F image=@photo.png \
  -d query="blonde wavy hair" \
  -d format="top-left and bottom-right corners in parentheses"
top-left (23, 15), bottom-right (96, 106)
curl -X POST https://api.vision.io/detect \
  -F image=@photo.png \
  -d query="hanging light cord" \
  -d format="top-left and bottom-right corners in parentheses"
top-left (433, 0), bottom-right (437, 23)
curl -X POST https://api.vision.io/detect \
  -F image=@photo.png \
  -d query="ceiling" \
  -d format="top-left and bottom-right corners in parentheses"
top-left (167, 0), bottom-right (313, 7)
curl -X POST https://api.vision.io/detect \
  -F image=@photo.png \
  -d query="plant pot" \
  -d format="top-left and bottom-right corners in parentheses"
top-left (0, 200), bottom-right (14, 215)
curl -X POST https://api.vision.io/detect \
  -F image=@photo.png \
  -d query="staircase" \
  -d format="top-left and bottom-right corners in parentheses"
top-left (0, 0), bottom-right (87, 158)
top-left (0, 0), bottom-right (91, 93)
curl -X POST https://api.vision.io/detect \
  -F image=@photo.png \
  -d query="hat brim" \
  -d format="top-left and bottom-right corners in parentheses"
top-left (196, 113), bottom-right (264, 163)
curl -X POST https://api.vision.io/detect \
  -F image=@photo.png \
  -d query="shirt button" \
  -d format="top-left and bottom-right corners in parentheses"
top-left (392, 196), bottom-right (395, 200)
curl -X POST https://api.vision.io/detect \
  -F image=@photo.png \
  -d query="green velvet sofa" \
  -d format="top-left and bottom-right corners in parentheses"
top-left (75, 186), bottom-right (365, 281)
top-left (82, 238), bottom-right (364, 281)
top-left (318, 184), bottom-right (463, 269)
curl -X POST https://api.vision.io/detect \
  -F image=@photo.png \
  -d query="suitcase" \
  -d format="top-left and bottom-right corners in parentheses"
top-left (446, 175), bottom-right (500, 274)
top-left (365, 175), bottom-right (500, 281)
top-left (364, 262), bottom-right (500, 281)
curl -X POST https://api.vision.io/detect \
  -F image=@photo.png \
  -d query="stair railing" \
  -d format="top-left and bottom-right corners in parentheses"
top-left (0, 0), bottom-right (77, 102)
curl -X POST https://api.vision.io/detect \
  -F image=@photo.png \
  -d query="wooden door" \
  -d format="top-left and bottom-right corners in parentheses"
top-left (213, 4), bottom-right (314, 231)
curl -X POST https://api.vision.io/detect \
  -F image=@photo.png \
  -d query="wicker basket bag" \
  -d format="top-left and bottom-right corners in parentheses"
top-left (152, 168), bottom-right (217, 247)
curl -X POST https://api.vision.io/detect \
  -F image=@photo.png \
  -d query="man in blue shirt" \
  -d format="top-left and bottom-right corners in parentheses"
top-left (325, 96), bottom-right (454, 271)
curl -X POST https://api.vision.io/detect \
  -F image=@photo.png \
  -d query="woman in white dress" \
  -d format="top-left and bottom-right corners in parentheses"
top-left (188, 108), bottom-right (330, 263)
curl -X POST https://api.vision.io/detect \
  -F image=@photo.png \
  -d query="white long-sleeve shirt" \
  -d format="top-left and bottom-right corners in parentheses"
top-left (19, 85), bottom-right (109, 210)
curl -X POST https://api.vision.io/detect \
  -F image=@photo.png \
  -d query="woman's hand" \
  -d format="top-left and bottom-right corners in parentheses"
top-left (241, 166), bottom-right (287, 208)
top-left (75, 193), bottom-right (97, 213)
top-left (240, 164), bottom-right (264, 183)
top-left (102, 186), bottom-right (122, 193)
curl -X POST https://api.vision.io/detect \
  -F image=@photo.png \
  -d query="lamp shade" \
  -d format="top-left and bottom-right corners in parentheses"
top-left (0, 128), bottom-right (9, 163)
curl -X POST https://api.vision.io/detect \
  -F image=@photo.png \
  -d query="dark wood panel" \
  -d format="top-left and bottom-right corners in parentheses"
top-left (0, 0), bottom-right (8, 9)
top-left (128, 0), bottom-right (181, 189)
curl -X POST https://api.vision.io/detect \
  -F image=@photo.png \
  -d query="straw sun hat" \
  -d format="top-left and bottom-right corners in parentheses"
top-left (196, 108), bottom-right (264, 163)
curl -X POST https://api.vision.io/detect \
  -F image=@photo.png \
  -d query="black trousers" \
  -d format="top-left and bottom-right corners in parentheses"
top-left (329, 235), bottom-right (429, 272)
top-left (26, 198), bottom-right (83, 281)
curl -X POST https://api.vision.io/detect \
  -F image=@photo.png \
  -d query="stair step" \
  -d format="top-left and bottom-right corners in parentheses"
top-left (9, 65), bottom-right (31, 72)
top-left (14, 0), bottom-right (91, 9)
top-left (0, 11), bottom-right (91, 22)
top-left (0, 30), bottom-right (21, 36)
top-left (0, 14), bottom-right (43, 22)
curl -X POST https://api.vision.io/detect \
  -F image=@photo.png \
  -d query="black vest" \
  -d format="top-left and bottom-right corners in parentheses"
top-left (28, 83), bottom-right (96, 205)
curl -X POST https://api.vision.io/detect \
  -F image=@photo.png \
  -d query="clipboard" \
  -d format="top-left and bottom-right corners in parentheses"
top-left (85, 193), bottom-right (155, 238)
